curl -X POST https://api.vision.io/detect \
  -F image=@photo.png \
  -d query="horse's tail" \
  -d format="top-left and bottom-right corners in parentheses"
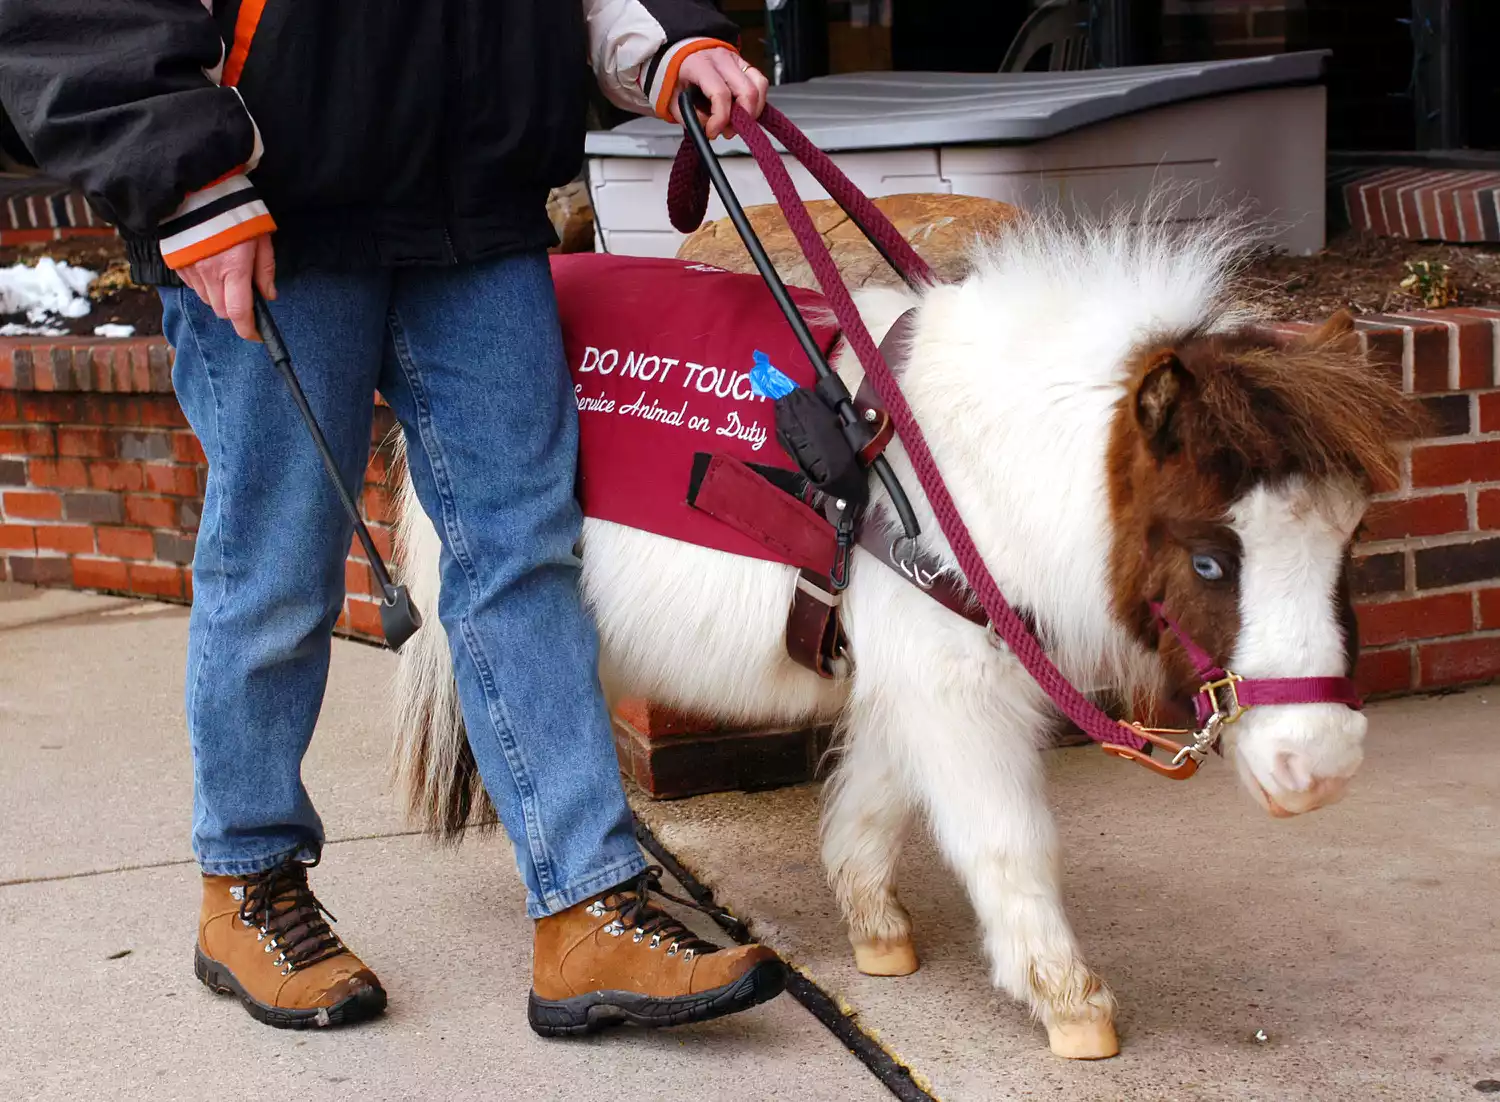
top-left (389, 438), bottom-right (495, 841)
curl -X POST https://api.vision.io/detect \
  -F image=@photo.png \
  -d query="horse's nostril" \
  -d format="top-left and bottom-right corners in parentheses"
top-left (1272, 751), bottom-right (1314, 793)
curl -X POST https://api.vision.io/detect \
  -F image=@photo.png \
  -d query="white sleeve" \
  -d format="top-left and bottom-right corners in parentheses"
top-left (582, 0), bottom-right (738, 119)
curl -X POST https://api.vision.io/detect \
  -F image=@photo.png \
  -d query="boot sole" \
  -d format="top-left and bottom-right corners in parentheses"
top-left (195, 946), bottom-right (387, 1030)
top-left (527, 958), bottom-right (787, 1037)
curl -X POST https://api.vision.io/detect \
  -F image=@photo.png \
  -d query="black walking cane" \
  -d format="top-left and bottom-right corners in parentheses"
top-left (252, 291), bottom-right (422, 651)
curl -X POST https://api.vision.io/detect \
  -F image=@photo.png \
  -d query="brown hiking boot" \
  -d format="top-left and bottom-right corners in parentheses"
top-left (195, 858), bottom-right (387, 1029)
top-left (528, 865), bottom-right (786, 1036)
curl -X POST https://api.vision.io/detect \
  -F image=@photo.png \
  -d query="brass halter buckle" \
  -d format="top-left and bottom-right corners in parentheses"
top-left (1201, 673), bottom-right (1245, 726)
top-left (1100, 671), bottom-right (1246, 780)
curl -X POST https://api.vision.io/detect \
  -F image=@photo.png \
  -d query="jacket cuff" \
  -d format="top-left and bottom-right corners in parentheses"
top-left (647, 38), bottom-right (738, 121)
top-left (158, 172), bottom-right (276, 270)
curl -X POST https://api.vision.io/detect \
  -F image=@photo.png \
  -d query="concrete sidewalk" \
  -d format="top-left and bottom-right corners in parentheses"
top-left (4, 585), bottom-right (1498, 1102)
top-left (0, 588), bottom-right (882, 1102)
top-left (639, 692), bottom-right (1500, 1101)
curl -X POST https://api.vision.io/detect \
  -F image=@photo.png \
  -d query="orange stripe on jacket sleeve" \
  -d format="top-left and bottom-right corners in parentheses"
top-left (198, 163), bottom-right (248, 192)
top-left (653, 39), bottom-right (738, 121)
top-left (222, 0), bottom-right (269, 88)
top-left (161, 213), bottom-right (276, 270)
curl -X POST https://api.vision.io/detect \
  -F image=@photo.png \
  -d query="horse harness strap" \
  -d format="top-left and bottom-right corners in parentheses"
top-left (846, 309), bottom-right (986, 632)
top-left (687, 308), bottom-right (993, 678)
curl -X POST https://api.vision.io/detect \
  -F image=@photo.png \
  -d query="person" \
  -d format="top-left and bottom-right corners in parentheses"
top-left (0, 0), bottom-right (778, 1035)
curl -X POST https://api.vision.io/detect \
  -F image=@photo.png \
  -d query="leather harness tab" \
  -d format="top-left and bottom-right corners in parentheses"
top-left (686, 452), bottom-right (847, 676)
top-left (853, 525), bottom-right (989, 629)
top-left (686, 454), bottom-right (838, 577)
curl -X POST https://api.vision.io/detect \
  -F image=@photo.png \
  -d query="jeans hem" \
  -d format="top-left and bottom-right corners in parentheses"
top-left (531, 852), bottom-right (649, 919)
top-left (197, 841), bottom-right (321, 878)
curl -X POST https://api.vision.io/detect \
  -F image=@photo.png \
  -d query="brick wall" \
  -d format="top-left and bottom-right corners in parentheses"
top-left (0, 335), bottom-right (397, 640)
top-left (0, 174), bottom-right (116, 246)
top-left (4, 311), bottom-right (1499, 797)
top-left (1256, 309), bottom-right (1500, 695)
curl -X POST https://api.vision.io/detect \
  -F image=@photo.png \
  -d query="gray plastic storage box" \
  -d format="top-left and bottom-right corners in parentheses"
top-left (584, 51), bottom-right (1330, 256)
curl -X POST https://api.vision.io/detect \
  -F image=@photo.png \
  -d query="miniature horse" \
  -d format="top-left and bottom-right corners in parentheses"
top-left (389, 211), bottom-right (1416, 1058)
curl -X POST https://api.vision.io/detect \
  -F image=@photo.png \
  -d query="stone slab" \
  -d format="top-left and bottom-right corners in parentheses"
top-left (0, 593), bottom-right (403, 883)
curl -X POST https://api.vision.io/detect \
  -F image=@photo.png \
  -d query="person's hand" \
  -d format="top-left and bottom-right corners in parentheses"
top-left (674, 48), bottom-right (770, 140)
top-left (177, 233), bottom-right (277, 342)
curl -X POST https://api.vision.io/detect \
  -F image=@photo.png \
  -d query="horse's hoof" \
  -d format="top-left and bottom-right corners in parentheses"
top-left (1046, 1018), bottom-right (1119, 1060)
top-left (851, 937), bottom-right (919, 977)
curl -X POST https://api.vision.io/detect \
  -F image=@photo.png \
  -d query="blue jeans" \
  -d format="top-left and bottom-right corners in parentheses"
top-left (161, 253), bottom-right (647, 917)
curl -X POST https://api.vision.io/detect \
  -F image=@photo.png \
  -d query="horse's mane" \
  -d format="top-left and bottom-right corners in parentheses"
top-left (961, 191), bottom-right (1267, 345)
top-left (1169, 331), bottom-right (1421, 496)
top-left (955, 195), bottom-right (1422, 493)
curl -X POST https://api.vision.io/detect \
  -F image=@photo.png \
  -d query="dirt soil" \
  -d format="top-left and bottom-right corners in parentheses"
top-left (1239, 230), bottom-right (1500, 319)
top-left (5, 227), bottom-right (1500, 341)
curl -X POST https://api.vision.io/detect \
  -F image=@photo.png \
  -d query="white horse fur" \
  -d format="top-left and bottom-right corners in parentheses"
top-left (390, 207), bottom-right (1383, 1059)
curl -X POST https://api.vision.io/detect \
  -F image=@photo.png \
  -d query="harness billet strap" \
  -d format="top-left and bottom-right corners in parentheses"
top-left (847, 310), bottom-right (987, 630)
top-left (686, 453), bottom-right (839, 576)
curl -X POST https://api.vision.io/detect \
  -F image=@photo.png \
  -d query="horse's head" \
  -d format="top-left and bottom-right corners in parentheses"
top-left (1107, 311), bottom-right (1420, 816)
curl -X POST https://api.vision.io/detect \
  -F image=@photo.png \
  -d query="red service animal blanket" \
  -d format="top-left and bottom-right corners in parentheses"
top-left (552, 252), bottom-right (840, 564)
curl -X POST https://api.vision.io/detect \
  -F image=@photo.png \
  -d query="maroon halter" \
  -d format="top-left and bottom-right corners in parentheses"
top-left (1150, 601), bottom-right (1364, 725)
top-left (1098, 602), bottom-right (1367, 778)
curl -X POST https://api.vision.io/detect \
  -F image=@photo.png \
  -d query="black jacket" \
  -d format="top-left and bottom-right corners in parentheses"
top-left (0, 0), bottom-right (738, 284)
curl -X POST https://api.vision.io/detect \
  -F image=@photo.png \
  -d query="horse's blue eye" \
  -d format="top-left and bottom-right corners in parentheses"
top-left (1191, 554), bottom-right (1225, 582)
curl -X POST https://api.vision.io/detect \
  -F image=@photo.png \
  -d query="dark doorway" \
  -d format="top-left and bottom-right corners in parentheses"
top-left (1295, 0), bottom-right (1414, 151)
top-left (891, 0), bottom-right (1031, 72)
top-left (1462, 0), bottom-right (1500, 149)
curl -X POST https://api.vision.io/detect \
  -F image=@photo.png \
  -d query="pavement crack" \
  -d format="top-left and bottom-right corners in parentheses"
top-left (0, 829), bottom-right (436, 888)
top-left (0, 856), bottom-right (197, 888)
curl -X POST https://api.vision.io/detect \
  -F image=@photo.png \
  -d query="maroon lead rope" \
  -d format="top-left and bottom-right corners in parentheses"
top-left (668, 104), bottom-right (1146, 753)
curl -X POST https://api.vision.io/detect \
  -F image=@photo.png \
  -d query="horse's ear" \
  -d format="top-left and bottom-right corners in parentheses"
top-left (1298, 309), bottom-right (1357, 352)
top-left (1134, 350), bottom-right (1191, 457)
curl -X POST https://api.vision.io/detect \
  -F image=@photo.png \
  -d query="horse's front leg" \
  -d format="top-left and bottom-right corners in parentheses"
top-left (892, 664), bottom-right (1118, 1059)
top-left (822, 720), bottom-right (919, 976)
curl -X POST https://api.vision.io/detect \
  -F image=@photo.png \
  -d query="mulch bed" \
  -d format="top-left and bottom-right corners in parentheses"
top-left (5, 226), bottom-right (1500, 342)
top-left (1240, 231), bottom-right (1500, 319)
top-left (0, 235), bottom-right (162, 337)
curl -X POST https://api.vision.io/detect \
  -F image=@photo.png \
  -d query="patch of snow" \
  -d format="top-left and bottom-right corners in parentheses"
top-left (0, 321), bottom-right (67, 337)
top-left (92, 323), bottom-right (136, 338)
top-left (0, 257), bottom-right (98, 328)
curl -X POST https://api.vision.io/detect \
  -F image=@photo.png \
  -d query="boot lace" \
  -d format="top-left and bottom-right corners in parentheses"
top-left (592, 865), bottom-right (742, 958)
top-left (237, 859), bottom-right (346, 976)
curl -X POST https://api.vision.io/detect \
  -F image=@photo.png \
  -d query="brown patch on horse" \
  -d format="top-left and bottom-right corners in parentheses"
top-left (1105, 314), bottom-right (1422, 701)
